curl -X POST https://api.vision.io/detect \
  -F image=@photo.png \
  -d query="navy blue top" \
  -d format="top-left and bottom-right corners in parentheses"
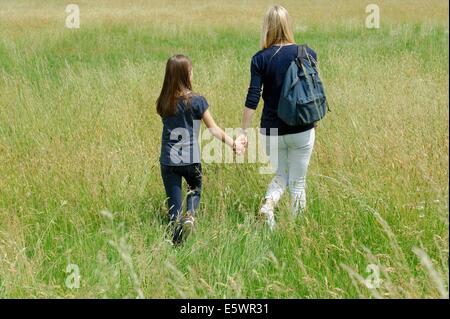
top-left (245, 44), bottom-right (318, 135)
top-left (159, 95), bottom-right (209, 166)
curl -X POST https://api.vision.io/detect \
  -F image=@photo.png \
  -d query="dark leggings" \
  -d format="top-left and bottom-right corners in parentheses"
top-left (160, 164), bottom-right (202, 222)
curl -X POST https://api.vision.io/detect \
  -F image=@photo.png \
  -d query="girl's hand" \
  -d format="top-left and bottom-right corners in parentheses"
top-left (202, 110), bottom-right (240, 152)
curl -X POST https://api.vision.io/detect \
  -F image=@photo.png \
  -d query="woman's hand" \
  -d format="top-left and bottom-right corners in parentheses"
top-left (233, 135), bottom-right (247, 155)
top-left (234, 134), bottom-right (248, 155)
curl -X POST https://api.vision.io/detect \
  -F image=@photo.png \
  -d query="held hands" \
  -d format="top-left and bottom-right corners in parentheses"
top-left (233, 133), bottom-right (248, 155)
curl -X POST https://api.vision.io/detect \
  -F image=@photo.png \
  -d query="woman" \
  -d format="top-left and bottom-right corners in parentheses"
top-left (237, 5), bottom-right (318, 230)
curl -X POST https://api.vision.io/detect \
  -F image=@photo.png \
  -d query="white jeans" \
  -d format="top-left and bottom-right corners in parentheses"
top-left (264, 128), bottom-right (315, 214)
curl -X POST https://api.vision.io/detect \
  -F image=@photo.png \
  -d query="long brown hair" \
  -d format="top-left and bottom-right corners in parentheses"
top-left (156, 54), bottom-right (193, 117)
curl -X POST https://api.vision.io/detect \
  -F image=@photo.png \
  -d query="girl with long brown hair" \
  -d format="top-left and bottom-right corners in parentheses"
top-left (157, 54), bottom-right (244, 244)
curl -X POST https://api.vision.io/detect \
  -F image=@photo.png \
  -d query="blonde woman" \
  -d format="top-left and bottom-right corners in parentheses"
top-left (237, 5), bottom-right (318, 230)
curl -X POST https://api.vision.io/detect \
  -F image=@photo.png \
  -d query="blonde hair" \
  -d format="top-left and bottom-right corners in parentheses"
top-left (260, 5), bottom-right (295, 49)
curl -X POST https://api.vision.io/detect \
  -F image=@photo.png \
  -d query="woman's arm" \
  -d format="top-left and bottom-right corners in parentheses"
top-left (236, 56), bottom-right (263, 149)
top-left (235, 107), bottom-right (255, 148)
top-left (240, 107), bottom-right (256, 134)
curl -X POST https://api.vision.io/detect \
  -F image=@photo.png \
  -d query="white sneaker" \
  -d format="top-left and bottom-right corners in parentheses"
top-left (259, 200), bottom-right (276, 231)
top-left (182, 213), bottom-right (195, 240)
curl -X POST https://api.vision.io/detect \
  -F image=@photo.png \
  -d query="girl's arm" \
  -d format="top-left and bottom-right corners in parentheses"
top-left (202, 110), bottom-right (241, 152)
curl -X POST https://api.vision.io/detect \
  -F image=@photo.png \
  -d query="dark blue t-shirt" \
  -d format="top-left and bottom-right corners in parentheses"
top-left (159, 95), bottom-right (209, 166)
top-left (245, 44), bottom-right (317, 135)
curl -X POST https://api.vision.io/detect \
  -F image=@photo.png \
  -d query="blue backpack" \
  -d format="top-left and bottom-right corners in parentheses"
top-left (278, 45), bottom-right (328, 126)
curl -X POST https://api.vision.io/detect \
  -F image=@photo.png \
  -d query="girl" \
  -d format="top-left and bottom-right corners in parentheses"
top-left (157, 54), bottom-right (244, 244)
top-left (237, 5), bottom-right (319, 230)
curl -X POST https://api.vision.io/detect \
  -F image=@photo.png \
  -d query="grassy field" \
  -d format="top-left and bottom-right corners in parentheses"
top-left (0, 0), bottom-right (448, 298)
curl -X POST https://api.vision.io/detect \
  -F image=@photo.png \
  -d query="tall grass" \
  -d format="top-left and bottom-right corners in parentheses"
top-left (0, 0), bottom-right (448, 298)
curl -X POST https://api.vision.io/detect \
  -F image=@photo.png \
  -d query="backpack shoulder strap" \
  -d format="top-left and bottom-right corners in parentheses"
top-left (297, 44), bottom-right (309, 60)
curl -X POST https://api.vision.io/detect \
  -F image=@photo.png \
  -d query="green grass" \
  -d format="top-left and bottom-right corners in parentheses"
top-left (0, 0), bottom-right (448, 298)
